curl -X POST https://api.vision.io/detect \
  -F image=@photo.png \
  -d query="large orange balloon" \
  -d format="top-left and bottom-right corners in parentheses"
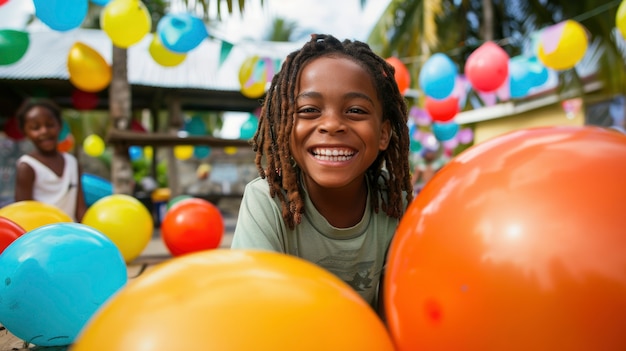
top-left (0, 201), bottom-right (72, 232)
top-left (161, 198), bottom-right (224, 256)
top-left (67, 42), bottom-right (112, 93)
top-left (385, 126), bottom-right (626, 351)
top-left (72, 250), bottom-right (394, 351)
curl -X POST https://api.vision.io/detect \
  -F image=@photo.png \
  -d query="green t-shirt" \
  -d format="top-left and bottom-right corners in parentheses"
top-left (231, 176), bottom-right (404, 308)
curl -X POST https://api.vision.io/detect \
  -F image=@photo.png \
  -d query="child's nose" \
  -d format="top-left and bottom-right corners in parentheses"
top-left (317, 111), bottom-right (345, 134)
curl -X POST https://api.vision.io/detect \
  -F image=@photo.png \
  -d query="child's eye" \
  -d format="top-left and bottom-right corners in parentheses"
top-left (296, 106), bottom-right (320, 116)
top-left (347, 107), bottom-right (367, 114)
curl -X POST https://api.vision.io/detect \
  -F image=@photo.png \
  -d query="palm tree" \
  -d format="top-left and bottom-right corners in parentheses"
top-left (367, 0), bottom-right (625, 99)
top-left (108, 0), bottom-right (262, 194)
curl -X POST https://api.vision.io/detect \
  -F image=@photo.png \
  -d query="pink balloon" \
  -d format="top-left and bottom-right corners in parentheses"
top-left (465, 41), bottom-right (509, 92)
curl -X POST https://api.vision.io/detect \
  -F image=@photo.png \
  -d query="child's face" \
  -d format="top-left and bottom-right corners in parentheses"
top-left (290, 56), bottom-right (390, 190)
top-left (22, 106), bottom-right (61, 153)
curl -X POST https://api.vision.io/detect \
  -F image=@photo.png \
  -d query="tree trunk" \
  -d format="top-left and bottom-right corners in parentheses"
top-left (165, 91), bottom-right (183, 197)
top-left (481, 0), bottom-right (494, 41)
top-left (109, 45), bottom-right (134, 195)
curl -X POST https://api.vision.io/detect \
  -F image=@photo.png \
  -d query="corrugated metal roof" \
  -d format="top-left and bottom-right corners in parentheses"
top-left (0, 28), bottom-right (304, 92)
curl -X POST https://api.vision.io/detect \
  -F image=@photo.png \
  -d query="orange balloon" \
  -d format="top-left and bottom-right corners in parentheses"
top-left (161, 198), bottom-right (224, 256)
top-left (386, 56), bottom-right (410, 94)
top-left (73, 250), bottom-right (394, 351)
top-left (385, 126), bottom-right (626, 351)
top-left (67, 42), bottom-right (112, 93)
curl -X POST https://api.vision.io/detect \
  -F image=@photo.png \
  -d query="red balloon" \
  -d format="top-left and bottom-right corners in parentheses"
top-left (424, 95), bottom-right (459, 122)
top-left (57, 133), bottom-right (75, 152)
top-left (465, 41), bottom-right (509, 92)
top-left (0, 216), bottom-right (26, 254)
top-left (385, 57), bottom-right (411, 94)
top-left (3, 115), bottom-right (23, 140)
top-left (71, 89), bottom-right (99, 110)
top-left (385, 126), bottom-right (626, 351)
top-left (0, 0), bottom-right (9, 6)
top-left (161, 198), bottom-right (224, 256)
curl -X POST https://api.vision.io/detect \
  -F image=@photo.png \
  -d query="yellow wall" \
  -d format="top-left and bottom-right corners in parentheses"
top-left (474, 103), bottom-right (584, 144)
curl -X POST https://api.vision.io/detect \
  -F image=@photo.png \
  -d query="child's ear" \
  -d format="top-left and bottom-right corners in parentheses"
top-left (378, 120), bottom-right (392, 151)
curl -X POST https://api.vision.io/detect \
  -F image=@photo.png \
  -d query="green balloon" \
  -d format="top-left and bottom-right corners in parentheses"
top-left (167, 195), bottom-right (193, 210)
top-left (0, 29), bottom-right (29, 66)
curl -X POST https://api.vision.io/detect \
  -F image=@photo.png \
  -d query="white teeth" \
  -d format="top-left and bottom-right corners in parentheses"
top-left (311, 148), bottom-right (354, 162)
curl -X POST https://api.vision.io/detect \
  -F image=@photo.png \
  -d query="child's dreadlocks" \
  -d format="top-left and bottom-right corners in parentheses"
top-left (252, 33), bottom-right (413, 229)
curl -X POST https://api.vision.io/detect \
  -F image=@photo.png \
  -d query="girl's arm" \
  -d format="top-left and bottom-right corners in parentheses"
top-left (75, 166), bottom-right (87, 222)
top-left (14, 162), bottom-right (35, 202)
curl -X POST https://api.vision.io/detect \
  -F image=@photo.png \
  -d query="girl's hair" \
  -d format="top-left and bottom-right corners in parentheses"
top-left (15, 97), bottom-right (62, 131)
top-left (252, 33), bottom-right (414, 229)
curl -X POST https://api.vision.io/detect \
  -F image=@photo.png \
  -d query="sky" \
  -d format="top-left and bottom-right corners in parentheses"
top-left (0, 0), bottom-right (391, 138)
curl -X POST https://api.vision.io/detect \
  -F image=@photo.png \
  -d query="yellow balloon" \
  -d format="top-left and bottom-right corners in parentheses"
top-left (224, 146), bottom-right (238, 155)
top-left (144, 146), bottom-right (154, 159)
top-left (67, 42), bottom-right (111, 92)
top-left (174, 145), bottom-right (193, 160)
top-left (81, 194), bottom-right (153, 263)
top-left (101, 0), bottom-right (151, 48)
top-left (238, 55), bottom-right (269, 98)
top-left (149, 36), bottom-right (186, 67)
top-left (83, 134), bottom-right (105, 157)
top-left (537, 20), bottom-right (588, 71)
top-left (72, 250), bottom-right (395, 351)
top-left (0, 201), bottom-right (72, 232)
top-left (617, 0), bottom-right (626, 39)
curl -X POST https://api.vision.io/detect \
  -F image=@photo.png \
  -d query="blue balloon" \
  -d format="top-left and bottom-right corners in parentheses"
top-left (193, 145), bottom-right (211, 159)
top-left (0, 223), bottom-right (127, 346)
top-left (419, 53), bottom-right (458, 100)
top-left (157, 13), bottom-right (209, 53)
top-left (509, 57), bottom-right (534, 99)
top-left (81, 173), bottom-right (113, 206)
top-left (90, 0), bottom-right (110, 5)
top-left (33, 0), bottom-right (87, 31)
top-left (432, 121), bottom-right (459, 142)
top-left (526, 56), bottom-right (549, 87)
top-left (129, 145), bottom-right (143, 161)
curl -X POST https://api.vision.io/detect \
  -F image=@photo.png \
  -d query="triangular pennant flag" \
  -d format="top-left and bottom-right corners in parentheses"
top-left (219, 40), bottom-right (234, 68)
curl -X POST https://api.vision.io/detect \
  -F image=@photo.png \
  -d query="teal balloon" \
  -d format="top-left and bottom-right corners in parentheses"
top-left (240, 115), bottom-right (258, 139)
top-left (81, 173), bottom-right (113, 206)
top-left (184, 116), bottom-right (206, 136)
top-left (432, 121), bottom-right (460, 142)
top-left (167, 195), bottom-right (193, 210)
top-left (410, 138), bottom-right (423, 153)
top-left (193, 145), bottom-right (211, 158)
top-left (0, 29), bottom-right (29, 65)
top-left (58, 119), bottom-right (70, 141)
top-left (33, 0), bottom-right (87, 31)
top-left (0, 223), bottom-right (127, 346)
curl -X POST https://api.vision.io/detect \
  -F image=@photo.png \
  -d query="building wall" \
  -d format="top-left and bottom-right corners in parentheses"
top-left (473, 103), bottom-right (585, 144)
